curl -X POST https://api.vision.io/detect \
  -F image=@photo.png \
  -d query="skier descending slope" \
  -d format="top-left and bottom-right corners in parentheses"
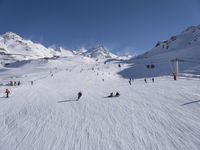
top-left (5, 89), bottom-right (10, 98)
top-left (108, 92), bottom-right (114, 98)
top-left (77, 91), bottom-right (82, 101)
top-left (129, 78), bottom-right (132, 85)
top-left (17, 81), bottom-right (21, 86)
top-left (115, 92), bottom-right (120, 97)
top-left (106, 92), bottom-right (120, 98)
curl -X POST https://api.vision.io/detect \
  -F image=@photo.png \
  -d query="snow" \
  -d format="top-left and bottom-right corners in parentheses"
top-left (120, 25), bottom-right (200, 79)
top-left (0, 56), bottom-right (200, 150)
top-left (0, 25), bottom-right (200, 149)
top-left (0, 32), bottom-right (74, 67)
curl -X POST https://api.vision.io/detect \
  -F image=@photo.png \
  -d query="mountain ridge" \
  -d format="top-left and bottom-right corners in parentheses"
top-left (119, 24), bottom-right (200, 79)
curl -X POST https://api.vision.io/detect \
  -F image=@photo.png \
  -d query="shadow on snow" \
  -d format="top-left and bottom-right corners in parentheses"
top-left (181, 100), bottom-right (200, 106)
top-left (57, 99), bottom-right (77, 103)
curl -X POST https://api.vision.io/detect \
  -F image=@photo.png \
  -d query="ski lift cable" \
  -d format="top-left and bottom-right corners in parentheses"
top-left (130, 56), bottom-right (199, 66)
top-left (135, 59), bottom-right (174, 64)
top-left (183, 60), bottom-right (200, 64)
top-left (179, 57), bottom-right (200, 61)
top-left (168, 60), bottom-right (175, 73)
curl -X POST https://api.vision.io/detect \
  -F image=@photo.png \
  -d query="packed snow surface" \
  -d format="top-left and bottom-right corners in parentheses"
top-left (0, 56), bottom-right (200, 150)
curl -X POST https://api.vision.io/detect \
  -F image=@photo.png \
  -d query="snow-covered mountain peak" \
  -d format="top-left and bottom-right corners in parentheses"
top-left (53, 46), bottom-right (64, 52)
top-left (138, 24), bottom-right (200, 58)
top-left (51, 46), bottom-right (74, 56)
top-left (2, 32), bottom-right (23, 41)
top-left (181, 25), bottom-right (200, 34)
top-left (82, 45), bottom-right (117, 59)
top-left (0, 32), bottom-right (73, 66)
top-left (87, 45), bottom-right (109, 53)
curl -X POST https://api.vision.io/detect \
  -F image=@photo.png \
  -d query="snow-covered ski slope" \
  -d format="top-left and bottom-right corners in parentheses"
top-left (0, 56), bottom-right (200, 150)
top-left (119, 25), bottom-right (200, 79)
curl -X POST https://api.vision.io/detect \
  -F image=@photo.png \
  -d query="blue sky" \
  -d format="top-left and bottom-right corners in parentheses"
top-left (0, 0), bottom-right (200, 55)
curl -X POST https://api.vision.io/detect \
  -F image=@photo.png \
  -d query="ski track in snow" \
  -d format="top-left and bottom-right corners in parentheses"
top-left (0, 58), bottom-right (200, 150)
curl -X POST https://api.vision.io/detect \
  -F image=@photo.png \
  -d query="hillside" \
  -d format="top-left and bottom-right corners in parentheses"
top-left (0, 32), bottom-right (74, 66)
top-left (119, 25), bottom-right (200, 79)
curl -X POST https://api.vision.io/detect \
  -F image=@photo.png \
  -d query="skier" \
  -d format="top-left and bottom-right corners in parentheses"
top-left (14, 81), bottom-right (17, 86)
top-left (17, 81), bottom-right (21, 86)
top-left (152, 78), bottom-right (154, 83)
top-left (129, 78), bottom-right (132, 85)
top-left (77, 91), bottom-right (82, 100)
top-left (144, 78), bottom-right (147, 83)
top-left (118, 64), bottom-right (121, 68)
top-left (115, 92), bottom-right (120, 97)
top-left (108, 92), bottom-right (113, 98)
top-left (5, 89), bottom-right (10, 98)
top-left (31, 81), bottom-right (34, 85)
top-left (10, 81), bottom-right (13, 86)
top-left (173, 73), bottom-right (177, 80)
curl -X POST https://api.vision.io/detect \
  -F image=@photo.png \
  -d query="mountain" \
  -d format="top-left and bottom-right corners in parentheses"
top-left (74, 48), bottom-right (88, 55)
top-left (0, 32), bottom-right (57, 58)
top-left (140, 25), bottom-right (200, 58)
top-left (0, 32), bottom-right (74, 66)
top-left (119, 25), bottom-right (200, 79)
top-left (81, 45), bottom-right (117, 59)
top-left (51, 46), bottom-right (74, 57)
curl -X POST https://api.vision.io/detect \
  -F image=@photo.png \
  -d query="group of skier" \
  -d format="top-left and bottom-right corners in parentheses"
top-left (3, 73), bottom-right (156, 100)
top-left (77, 91), bottom-right (120, 100)
top-left (2, 63), bottom-right (129, 100)
top-left (9, 81), bottom-right (21, 86)
top-left (107, 92), bottom-right (120, 98)
top-left (128, 77), bottom-right (155, 85)
top-left (2, 81), bottom-right (21, 98)
top-left (144, 78), bottom-right (154, 83)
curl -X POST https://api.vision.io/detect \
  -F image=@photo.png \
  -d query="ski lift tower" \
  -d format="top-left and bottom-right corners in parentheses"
top-left (171, 57), bottom-right (184, 75)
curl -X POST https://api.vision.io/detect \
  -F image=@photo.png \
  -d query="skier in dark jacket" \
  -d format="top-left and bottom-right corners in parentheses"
top-left (17, 81), bottom-right (21, 86)
top-left (5, 89), bottom-right (10, 98)
top-left (108, 92), bottom-right (113, 98)
top-left (115, 92), bottom-right (120, 97)
top-left (10, 81), bottom-right (13, 86)
top-left (129, 78), bottom-right (132, 85)
top-left (77, 91), bottom-right (82, 100)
